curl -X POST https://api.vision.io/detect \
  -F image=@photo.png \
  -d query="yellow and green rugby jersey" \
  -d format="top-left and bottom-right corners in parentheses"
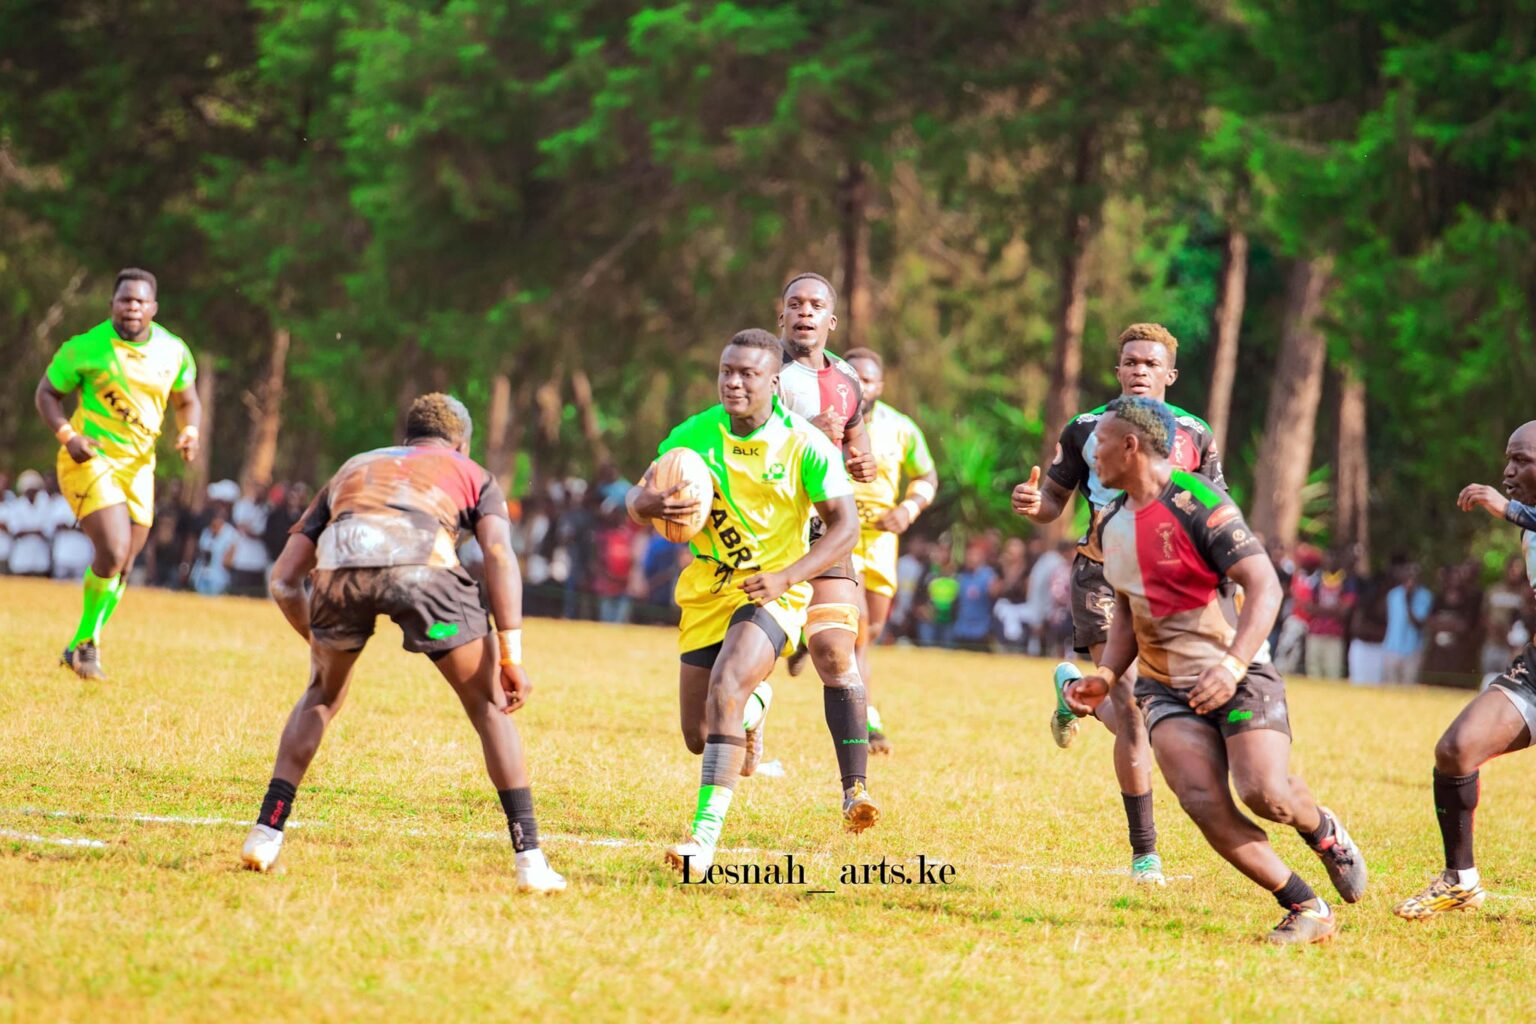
top-left (658, 397), bottom-right (851, 588)
top-left (853, 400), bottom-right (934, 525)
top-left (45, 320), bottom-right (196, 462)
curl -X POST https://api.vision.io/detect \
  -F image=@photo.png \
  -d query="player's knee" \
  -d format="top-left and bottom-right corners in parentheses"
top-left (1434, 729), bottom-right (1481, 775)
top-left (1176, 786), bottom-right (1224, 827)
top-left (1235, 781), bottom-right (1294, 825)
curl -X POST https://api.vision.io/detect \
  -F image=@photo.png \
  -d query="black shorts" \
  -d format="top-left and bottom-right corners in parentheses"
top-left (807, 516), bottom-right (858, 583)
top-left (680, 603), bottom-right (790, 669)
top-left (1070, 553), bottom-right (1116, 654)
top-left (1490, 641), bottom-right (1536, 734)
top-left (1135, 661), bottom-right (1292, 739)
top-left (310, 565), bottom-right (490, 655)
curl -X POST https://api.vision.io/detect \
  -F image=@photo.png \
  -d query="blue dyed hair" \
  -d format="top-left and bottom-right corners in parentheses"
top-left (1105, 395), bottom-right (1176, 458)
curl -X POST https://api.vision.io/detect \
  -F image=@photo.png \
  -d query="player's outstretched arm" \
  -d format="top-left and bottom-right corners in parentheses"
top-left (476, 513), bottom-right (530, 712)
top-left (33, 376), bottom-right (100, 463)
top-left (1504, 499), bottom-right (1536, 531)
top-left (1011, 466), bottom-right (1073, 524)
top-left (739, 494), bottom-right (858, 606)
top-left (269, 535), bottom-right (318, 641)
top-left (1458, 483), bottom-right (1510, 521)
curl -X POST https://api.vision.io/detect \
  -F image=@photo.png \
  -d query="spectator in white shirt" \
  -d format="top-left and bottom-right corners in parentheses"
top-left (7, 471), bottom-right (54, 577)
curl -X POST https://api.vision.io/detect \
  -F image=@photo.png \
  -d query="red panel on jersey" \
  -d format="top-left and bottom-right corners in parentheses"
top-left (1134, 500), bottom-right (1220, 617)
top-left (1169, 427), bottom-right (1200, 472)
top-left (816, 364), bottom-right (860, 427)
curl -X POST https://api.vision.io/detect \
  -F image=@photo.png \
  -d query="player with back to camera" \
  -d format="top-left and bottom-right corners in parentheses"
top-left (1011, 323), bottom-right (1224, 886)
top-left (1065, 396), bottom-right (1366, 944)
top-left (34, 268), bottom-right (202, 681)
top-left (1394, 421), bottom-right (1536, 920)
top-left (627, 329), bottom-right (860, 877)
top-left (242, 393), bottom-right (565, 893)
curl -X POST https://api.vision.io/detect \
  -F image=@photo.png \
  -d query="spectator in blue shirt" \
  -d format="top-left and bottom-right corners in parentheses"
top-left (1383, 559), bottom-right (1434, 685)
top-left (952, 542), bottom-right (999, 650)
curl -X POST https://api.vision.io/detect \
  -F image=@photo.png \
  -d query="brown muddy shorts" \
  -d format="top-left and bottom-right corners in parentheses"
top-left (309, 565), bottom-right (490, 655)
top-left (1135, 661), bottom-right (1292, 739)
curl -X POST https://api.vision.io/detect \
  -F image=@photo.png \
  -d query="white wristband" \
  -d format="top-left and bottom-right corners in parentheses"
top-left (909, 479), bottom-right (937, 503)
top-left (899, 498), bottom-right (922, 521)
top-left (1218, 653), bottom-right (1248, 682)
top-left (497, 628), bottom-right (523, 666)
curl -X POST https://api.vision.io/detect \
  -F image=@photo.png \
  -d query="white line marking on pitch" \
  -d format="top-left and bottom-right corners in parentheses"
top-left (4, 806), bottom-right (1189, 880)
top-left (0, 835), bottom-right (106, 847)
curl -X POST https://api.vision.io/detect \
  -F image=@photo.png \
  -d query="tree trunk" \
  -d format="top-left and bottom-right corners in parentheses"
top-left (1205, 228), bottom-right (1249, 455)
top-left (1040, 129), bottom-right (1096, 471)
top-left (569, 367), bottom-right (612, 469)
top-left (1334, 361), bottom-right (1369, 571)
top-left (484, 371), bottom-right (514, 491)
top-left (186, 355), bottom-right (217, 513)
top-left (1249, 257), bottom-right (1333, 548)
top-left (838, 158), bottom-right (872, 349)
top-left (239, 324), bottom-right (290, 493)
top-left (533, 364), bottom-right (564, 477)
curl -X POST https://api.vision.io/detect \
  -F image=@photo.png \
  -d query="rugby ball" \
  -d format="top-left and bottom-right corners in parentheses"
top-left (652, 447), bottom-right (714, 543)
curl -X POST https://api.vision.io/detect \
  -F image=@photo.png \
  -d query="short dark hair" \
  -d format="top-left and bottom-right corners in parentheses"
top-left (726, 328), bottom-right (782, 353)
top-left (405, 392), bottom-right (473, 444)
top-left (1105, 395), bottom-right (1176, 457)
top-left (115, 267), bottom-right (158, 297)
top-left (781, 272), bottom-right (837, 307)
top-left (843, 347), bottom-right (883, 372)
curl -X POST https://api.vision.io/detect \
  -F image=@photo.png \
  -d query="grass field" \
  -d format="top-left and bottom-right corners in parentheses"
top-left (3, 576), bottom-right (1536, 1022)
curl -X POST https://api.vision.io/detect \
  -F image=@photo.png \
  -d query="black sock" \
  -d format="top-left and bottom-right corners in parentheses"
top-left (257, 777), bottom-right (297, 832)
top-left (1273, 871), bottom-right (1317, 909)
top-left (1122, 792), bottom-right (1157, 857)
top-left (823, 685), bottom-right (868, 790)
top-left (1433, 767), bottom-right (1479, 871)
top-left (497, 787), bottom-right (539, 852)
top-left (1298, 807), bottom-right (1334, 849)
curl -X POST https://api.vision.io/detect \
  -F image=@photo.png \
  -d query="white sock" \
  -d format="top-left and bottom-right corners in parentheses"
top-left (1453, 867), bottom-right (1480, 889)
top-left (743, 681), bottom-right (773, 732)
top-left (515, 848), bottom-right (549, 871)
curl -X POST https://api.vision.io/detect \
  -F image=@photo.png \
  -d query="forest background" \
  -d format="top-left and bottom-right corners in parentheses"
top-left (3, 0), bottom-right (1533, 568)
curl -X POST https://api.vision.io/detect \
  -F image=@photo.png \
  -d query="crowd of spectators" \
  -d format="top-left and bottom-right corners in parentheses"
top-left (4, 466), bottom-right (1532, 686)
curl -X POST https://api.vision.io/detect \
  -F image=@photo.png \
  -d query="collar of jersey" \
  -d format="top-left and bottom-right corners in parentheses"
top-left (719, 397), bottom-right (786, 440)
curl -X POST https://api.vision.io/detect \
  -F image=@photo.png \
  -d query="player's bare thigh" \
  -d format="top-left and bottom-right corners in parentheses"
top-left (1436, 688), bottom-right (1533, 775)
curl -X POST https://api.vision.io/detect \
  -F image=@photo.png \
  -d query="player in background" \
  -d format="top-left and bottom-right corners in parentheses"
top-left (1066, 397), bottom-right (1366, 944)
top-left (843, 347), bottom-right (938, 754)
top-left (772, 273), bottom-right (880, 816)
top-left (1011, 322), bottom-right (1223, 886)
top-left (1394, 421), bottom-right (1536, 920)
top-left (244, 394), bottom-right (565, 893)
top-left (34, 268), bottom-right (201, 681)
top-left (627, 329), bottom-right (862, 876)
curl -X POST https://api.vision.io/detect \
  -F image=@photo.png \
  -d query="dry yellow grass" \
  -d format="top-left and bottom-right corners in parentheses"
top-left (2, 576), bottom-right (1536, 1022)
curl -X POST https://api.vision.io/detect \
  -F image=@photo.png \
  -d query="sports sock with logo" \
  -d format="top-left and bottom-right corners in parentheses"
top-left (1273, 871), bottom-right (1317, 909)
top-left (1433, 767), bottom-right (1479, 871)
top-left (691, 735), bottom-right (746, 847)
top-left (497, 787), bottom-right (539, 851)
top-left (823, 683), bottom-right (869, 790)
top-left (257, 777), bottom-right (298, 832)
top-left (71, 569), bottom-right (123, 647)
top-left (1298, 807), bottom-right (1334, 849)
top-left (742, 683), bottom-right (770, 732)
top-left (1122, 792), bottom-right (1157, 858)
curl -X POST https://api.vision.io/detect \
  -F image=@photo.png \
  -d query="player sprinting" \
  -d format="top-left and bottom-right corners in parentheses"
top-left (1393, 421), bottom-right (1536, 920)
top-left (33, 268), bottom-right (201, 680)
top-left (1011, 323), bottom-right (1223, 885)
top-left (842, 347), bottom-right (938, 754)
top-left (242, 394), bottom-right (564, 893)
top-left (1065, 397), bottom-right (1366, 944)
top-left (626, 329), bottom-right (861, 876)
top-left (772, 273), bottom-right (881, 816)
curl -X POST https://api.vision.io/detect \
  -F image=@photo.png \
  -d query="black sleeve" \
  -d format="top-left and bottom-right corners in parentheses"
top-left (1190, 499), bottom-right (1267, 577)
top-left (1045, 417), bottom-right (1090, 495)
top-left (291, 485), bottom-right (333, 545)
top-left (1505, 500), bottom-right (1536, 531)
top-left (1197, 432), bottom-right (1228, 491)
top-left (463, 472), bottom-right (510, 531)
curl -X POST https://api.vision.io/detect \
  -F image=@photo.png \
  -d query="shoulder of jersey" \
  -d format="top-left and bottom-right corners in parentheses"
top-left (153, 323), bottom-right (189, 346)
top-left (1071, 403), bottom-right (1110, 426)
top-left (1166, 404), bottom-right (1214, 433)
top-left (1167, 469), bottom-right (1241, 526)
